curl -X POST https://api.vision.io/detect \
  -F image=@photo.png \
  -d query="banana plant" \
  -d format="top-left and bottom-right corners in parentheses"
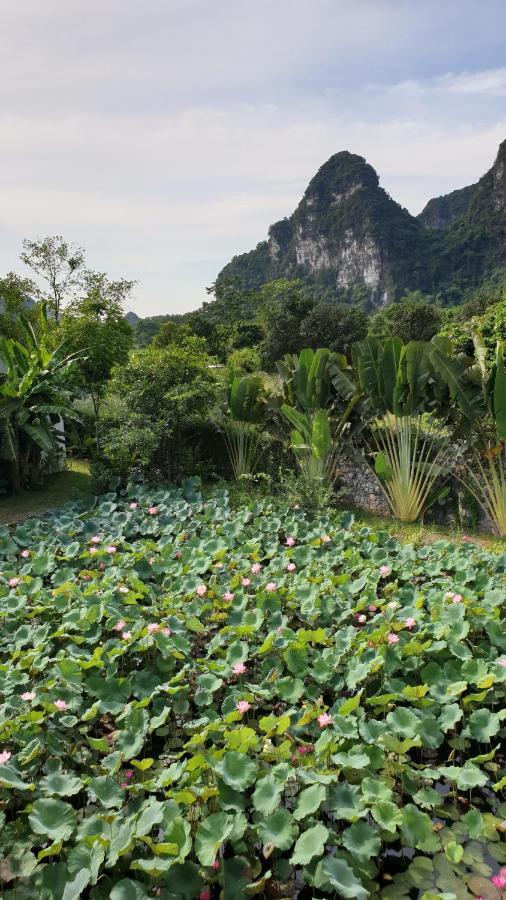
top-left (277, 348), bottom-right (360, 490)
top-left (336, 337), bottom-right (452, 522)
top-left (430, 333), bottom-right (506, 535)
top-left (0, 305), bottom-right (84, 493)
top-left (222, 373), bottom-right (267, 480)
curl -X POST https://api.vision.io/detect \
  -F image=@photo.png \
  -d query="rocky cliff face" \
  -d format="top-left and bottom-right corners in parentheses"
top-left (217, 140), bottom-right (506, 308)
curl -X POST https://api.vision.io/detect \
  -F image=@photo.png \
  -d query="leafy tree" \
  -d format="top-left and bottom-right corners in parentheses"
top-left (368, 293), bottom-right (442, 344)
top-left (21, 235), bottom-right (85, 321)
top-left (0, 305), bottom-right (83, 492)
top-left (100, 343), bottom-right (217, 481)
top-left (152, 320), bottom-right (207, 355)
top-left (258, 279), bottom-right (316, 369)
top-left (300, 303), bottom-right (368, 356)
top-left (0, 272), bottom-right (39, 341)
top-left (58, 273), bottom-right (134, 437)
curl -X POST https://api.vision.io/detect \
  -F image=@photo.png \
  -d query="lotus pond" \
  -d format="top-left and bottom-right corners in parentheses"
top-left (0, 479), bottom-right (505, 899)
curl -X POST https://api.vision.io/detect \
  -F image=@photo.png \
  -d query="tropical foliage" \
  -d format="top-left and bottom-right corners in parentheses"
top-left (0, 482), bottom-right (505, 898)
top-left (222, 373), bottom-right (267, 480)
top-left (0, 306), bottom-right (83, 493)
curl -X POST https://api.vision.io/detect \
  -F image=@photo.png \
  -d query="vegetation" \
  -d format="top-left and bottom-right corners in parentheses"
top-left (0, 482), bottom-right (504, 898)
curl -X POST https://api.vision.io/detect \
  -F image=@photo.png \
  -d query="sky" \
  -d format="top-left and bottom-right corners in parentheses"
top-left (0, 1), bottom-right (505, 317)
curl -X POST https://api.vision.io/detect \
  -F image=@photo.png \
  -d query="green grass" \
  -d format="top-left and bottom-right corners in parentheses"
top-left (0, 458), bottom-right (92, 525)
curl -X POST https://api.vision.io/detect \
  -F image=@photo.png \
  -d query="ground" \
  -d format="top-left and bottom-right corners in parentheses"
top-left (0, 459), bottom-right (92, 525)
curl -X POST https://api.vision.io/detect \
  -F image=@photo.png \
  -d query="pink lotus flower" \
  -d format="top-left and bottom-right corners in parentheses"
top-left (21, 691), bottom-right (35, 701)
top-left (114, 620), bottom-right (126, 632)
top-left (357, 614), bottom-right (367, 624)
top-left (122, 631), bottom-right (132, 640)
top-left (379, 565), bottom-right (391, 577)
top-left (90, 536), bottom-right (101, 544)
top-left (20, 549), bottom-right (30, 558)
top-left (8, 577), bottom-right (19, 588)
top-left (298, 744), bottom-right (313, 755)
top-left (147, 623), bottom-right (160, 633)
top-left (452, 594), bottom-right (462, 604)
top-left (265, 582), bottom-right (276, 592)
top-left (120, 781), bottom-right (129, 789)
top-left (491, 874), bottom-right (506, 889)
top-left (368, 604), bottom-right (377, 612)
top-left (233, 662), bottom-right (246, 675)
top-left (148, 506), bottom-right (159, 516)
top-left (125, 770), bottom-right (133, 779)
top-left (82, 574), bottom-right (91, 581)
top-left (317, 712), bottom-right (332, 728)
top-left (497, 658), bottom-right (506, 667)
top-left (236, 700), bottom-right (251, 714)
top-left (118, 585), bottom-right (129, 593)
top-left (196, 584), bottom-right (207, 596)
top-left (211, 858), bottom-right (220, 870)
top-left (89, 547), bottom-right (97, 555)
top-left (99, 562), bottom-right (105, 570)
top-left (129, 502), bottom-right (138, 509)
top-left (251, 563), bottom-right (262, 574)
top-left (200, 890), bottom-right (212, 900)
top-left (286, 563), bottom-right (296, 572)
top-left (223, 591), bottom-right (234, 602)
top-left (0, 749), bottom-right (11, 764)
top-left (241, 578), bottom-right (251, 587)
top-left (54, 699), bottom-right (67, 712)
top-left (161, 627), bottom-right (171, 636)
top-left (285, 536), bottom-right (295, 546)
top-left (321, 535), bottom-right (331, 543)
top-left (404, 617), bottom-right (416, 629)
top-left (106, 545), bottom-right (117, 554)
top-left (387, 632), bottom-right (400, 644)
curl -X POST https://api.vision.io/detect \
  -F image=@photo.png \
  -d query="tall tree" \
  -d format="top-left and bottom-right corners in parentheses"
top-left (21, 235), bottom-right (85, 321)
top-left (58, 272), bottom-right (134, 439)
top-left (0, 272), bottom-right (38, 341)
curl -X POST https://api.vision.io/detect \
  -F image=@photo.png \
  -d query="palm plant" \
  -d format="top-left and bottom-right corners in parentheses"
top-left (337, 337), bottom-right (453, 522)
top-left (430, 333), bottom-right (506, 536)
top-left (223, 373), bottom-right (266, 480)
top-left (0, 305), bottom-right (84, 492)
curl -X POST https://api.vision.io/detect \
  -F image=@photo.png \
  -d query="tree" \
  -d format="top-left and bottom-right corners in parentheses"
top-left (368, 292), bottom-right (442, 344)
top-left (258, 279), bottom-right (316, 369)
top-left (299, 303), bottom-right (368, 356)
top-left (0, 272), bottom-right (39, 341)
top-left (21, 235), bottom-right (85, 321)
top-left (102, 343), bottom-right (217, 481)
top-left (152, 320), bottom-right (207, 354)
top-left (58, 272), bottom-right (134, 439)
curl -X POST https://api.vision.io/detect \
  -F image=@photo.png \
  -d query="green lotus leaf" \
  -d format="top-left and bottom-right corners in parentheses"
top-left (361, 776), bottom-right (393, 803)
top-left (386, 706), bottom-right (420, 738)
top-left (195, 812), bottom-right (234, 866)
top-left (252, 773), bottom-right (284, 815)
top-left (165, 861), bottom-right (203, 897)
top-left (371, 800), bottom-right (403, 833)
top-left (341, 820), bottom-right (381, 863)
top-left (290, 822), bottom-right (329, 866)
top-left (28, 798), bottom-right (77, 841)
top-left (213, 751), bottom-right (257, 791)
top-left (39, 771), bottom-right (83, 797)
top-left (314, 855), bottom-right (369, 899)
top-left (110, 880), bottom-right (150, 900)
top-left (463, 708), bottom-right (502, 741)
top-left (293, 783), bottom-right (326, 820)
top-left (256, 808), bottom-right (299, 851)
top-left (401, 804), bottom-right (440, 852)
top-left (88, 775), bottom-right (124, 809)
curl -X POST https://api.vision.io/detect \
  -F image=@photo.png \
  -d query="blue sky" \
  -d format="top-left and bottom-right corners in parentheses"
top-left (0, 0), bottom-right (505, 315)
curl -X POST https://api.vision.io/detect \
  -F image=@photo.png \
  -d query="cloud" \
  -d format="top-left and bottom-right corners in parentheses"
top-left (0, 2), bottom-right (505, 313)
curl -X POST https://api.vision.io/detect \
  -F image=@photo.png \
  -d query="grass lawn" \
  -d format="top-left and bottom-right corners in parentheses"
top-left (0, 458), bottom-right (92, 525)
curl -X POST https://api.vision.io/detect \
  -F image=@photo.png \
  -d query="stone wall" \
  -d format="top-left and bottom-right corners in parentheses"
top-left (334, 447), bottom-right (496, 534)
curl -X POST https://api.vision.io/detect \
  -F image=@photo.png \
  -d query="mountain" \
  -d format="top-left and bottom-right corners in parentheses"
top-left (217, 140), bottom-right (506, 308)
top-left (418, 183), bottom-right (478, 229)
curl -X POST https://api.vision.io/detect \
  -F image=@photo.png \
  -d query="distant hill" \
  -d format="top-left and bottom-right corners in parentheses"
top-left (216, 139), bottom-right (506, 309)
